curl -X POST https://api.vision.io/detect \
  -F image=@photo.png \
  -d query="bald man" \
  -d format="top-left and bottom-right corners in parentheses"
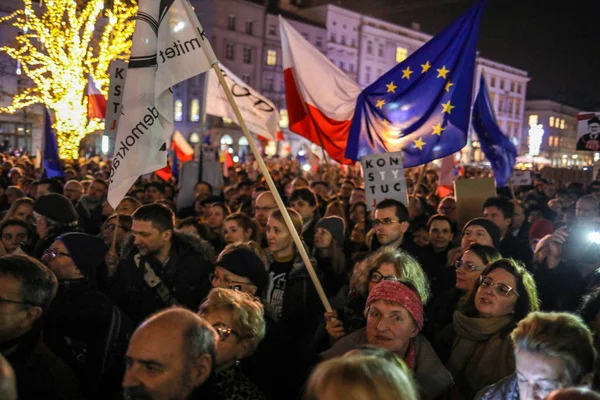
top-left (254, 191), bottom-right (277, 228)
top-left (0, 354), bottom-right (16, 400)
top-left (123, 308), bottom-right (216, 400)
top-left (63, 180), bottom-right (83, 205)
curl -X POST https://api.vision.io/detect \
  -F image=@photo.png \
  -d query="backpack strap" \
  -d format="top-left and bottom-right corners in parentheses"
top-left (134, 254), bottom-right (179, 306)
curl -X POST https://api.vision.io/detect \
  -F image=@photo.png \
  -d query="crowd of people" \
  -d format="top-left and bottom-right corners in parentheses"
top-left (0, 152), bottom-right (599, 400)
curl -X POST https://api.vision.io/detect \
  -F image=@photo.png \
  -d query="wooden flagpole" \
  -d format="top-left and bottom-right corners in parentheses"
top-left (182, 1), bottom-right (331, 312)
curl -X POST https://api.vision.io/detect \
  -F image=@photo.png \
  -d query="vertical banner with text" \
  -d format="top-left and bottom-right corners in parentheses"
top-left (104, 59), bottom-right (128, 157)
top-left (361, 151), bottom-right (408, 211)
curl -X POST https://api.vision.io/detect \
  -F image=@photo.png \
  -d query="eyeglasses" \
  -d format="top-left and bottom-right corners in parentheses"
top-left (212, 323), bottom-right (240, 341)
top-left (0, 295), bottom-right (35, 307)
top-left (209, 272), bottom-right (252, 288)
top-left (42, 248), bottom-right (72, 260)
top-left (370, 271), bottom-right (400, 284)
top-left (479, 275), bottom-right (519, 297)
top-left (455, 259), bottom-right (484, 272)
top-left (372, 218), bottom-right (401, 227)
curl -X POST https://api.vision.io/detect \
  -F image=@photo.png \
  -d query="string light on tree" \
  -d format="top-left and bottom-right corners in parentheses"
top-left (0, 0), bottom-right (137, 159)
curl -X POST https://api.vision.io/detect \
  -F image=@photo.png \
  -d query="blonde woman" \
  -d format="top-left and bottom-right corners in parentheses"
top-left (305, 355), bottom-right (418, 400)
top-left (199, 288), bottom-right (267, 400)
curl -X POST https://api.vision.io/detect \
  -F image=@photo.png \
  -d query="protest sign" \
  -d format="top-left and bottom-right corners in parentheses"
top-left (576, 112), bottom-right (600, 151)
top-left (509, 170), bottom-right (532, 186)
top-left (454, 177), bottom-right (496, 226)
top-left (104, 59), bottom-right (127, 142)
top-left (361, 151), bottom-right (408, 211)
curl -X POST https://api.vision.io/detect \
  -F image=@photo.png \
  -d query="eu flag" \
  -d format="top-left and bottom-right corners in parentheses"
top-left (345, 0), bottom-right (486, 167)
top-left (42, 108), bottom-right (64, 179)
top-left (472, 74), bottom-right (517, 187)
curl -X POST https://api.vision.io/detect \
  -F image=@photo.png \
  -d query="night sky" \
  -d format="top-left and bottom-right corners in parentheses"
top-left (338, 0), bottom-right (600, 111)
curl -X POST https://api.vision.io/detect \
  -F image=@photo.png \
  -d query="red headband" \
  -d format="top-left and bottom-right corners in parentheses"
top-left (366, 280), bottom-right (424, 330)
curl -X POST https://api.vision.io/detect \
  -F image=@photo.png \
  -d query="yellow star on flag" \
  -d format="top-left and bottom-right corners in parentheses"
top-left (413, 137), bottom-right (426, 150)
top-left (386, 81), bottom-right (397, 93)
top-left (382, 120), bottom-right (390, 127)
top-left (401, 67), bottom-right (413, 80)
top-left (445, 81), bottom-right (454, 92)
top-left (441, 100), bottom-right (455, 114)
top-left (431, 123), bottom-right (446, 136)
top-left (376, 99), bottom-right (386, 109)
top-left (437, 65), bottom-right (450, 79)
top-left (421, 61), bottom-right (431, 73)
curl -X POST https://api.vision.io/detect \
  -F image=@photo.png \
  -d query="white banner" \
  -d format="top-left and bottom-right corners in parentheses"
top-left (104, 60), bottom-right (127, 140)
top-left (108, 0), bottom-right (216, 208)
top-left (576, 112), bottom-right (600, 152)
top-left (207, 65), bottom-right (279, 141)
top-left (361, 151), bottom-right (408, 211)
top-left (509, 170), bottom-right (532, 186)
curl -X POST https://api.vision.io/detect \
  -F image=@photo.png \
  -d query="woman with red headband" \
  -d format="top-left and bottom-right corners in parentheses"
top-left (321, 280), bottom-right (453, 400)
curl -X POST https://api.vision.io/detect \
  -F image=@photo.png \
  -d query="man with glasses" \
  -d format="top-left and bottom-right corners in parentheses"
top-left (63, 180), bottom-right (83, 206)
top-left (123, 307), bottom-right (216, 400)
top-left (371, 199), bottom-right (421, 258)
top-left (254, 191), bottom-right (278, 248)
top-left (0, 254), bottom-right (83, 399)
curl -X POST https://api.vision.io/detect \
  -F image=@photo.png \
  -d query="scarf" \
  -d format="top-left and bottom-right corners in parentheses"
top-left (404, 339), bottom-right (416, 370)
top-left (447, 311), bottom-right (516, 399)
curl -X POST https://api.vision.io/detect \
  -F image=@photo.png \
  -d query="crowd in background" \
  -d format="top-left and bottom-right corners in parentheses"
top-left (0, 152), bottom-right (598, 400)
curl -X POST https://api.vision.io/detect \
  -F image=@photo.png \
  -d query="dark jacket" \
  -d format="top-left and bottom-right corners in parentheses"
top-left (499, 232), bottom-right (533, 269)
top-left (417, 244), bottom-right (456, 297)
top-left (3, 326), bottom-right (83, 400)
top-left (32, 225), bottom-right (81, 259)
top-left (302, 215), bottom-right (319, 254)
top-left (321, 329), bottom-right (454, 400)
top-left (75, 196), bottom-right (105, 235)
top-left (215, 365), bottom-right (266, 400)
top-left (43, 279), bottom-right (118, 396)
top-left (108, 232), bottom-right (215, 324)
top-left (476, 373), bottom-right (519, 400)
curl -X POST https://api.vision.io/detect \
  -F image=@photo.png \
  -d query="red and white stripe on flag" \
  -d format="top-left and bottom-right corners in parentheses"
top-left (172, 131), bottom-right (194, 163)
top-left (87, 75), bottom-right (107, 120)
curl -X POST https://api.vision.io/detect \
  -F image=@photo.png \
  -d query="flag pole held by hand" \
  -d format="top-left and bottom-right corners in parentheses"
top-left (181, 0), bottom-right (331, 312)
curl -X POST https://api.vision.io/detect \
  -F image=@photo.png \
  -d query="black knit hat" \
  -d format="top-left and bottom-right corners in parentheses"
top-left (461, 218), bottom-right (501, 249)
top-left (57, 233), bottom-right (108, 279)
top-left (34, 193), bottom-right (78, 223)
top-left (216, 248), bottom-right (269, 297)
top-left (316, 216), bottom-right (346, 247)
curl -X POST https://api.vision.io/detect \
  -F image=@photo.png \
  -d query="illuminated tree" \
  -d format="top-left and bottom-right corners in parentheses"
top-left (0, 0), bottom-right (137, 159)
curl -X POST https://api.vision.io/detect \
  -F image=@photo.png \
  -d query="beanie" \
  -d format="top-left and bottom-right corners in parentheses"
top-left (57, 233), bottom-right (108, 280)
top-left (366, 280), bottom-right (424, 331)
top-left (462, 218), bottom-right (502, 249)
top-left (529, 219), bottom-right (554, 241)
top-left (34, 194), bottom-right (78, 223)
top-left (217, 248), bottom-right (269, 297)
top-left (316, 216), bottom-right (345, 247)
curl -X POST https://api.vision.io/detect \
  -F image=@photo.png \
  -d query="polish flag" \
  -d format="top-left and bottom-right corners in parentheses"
top-left (279, 17), bottom-right (361, 165)
top-left (171, 130), bottom-right (194, 163)
top-left (223, 151), bottom-right (234, 178)
top-left (87, 75), bottom-right (107, 120)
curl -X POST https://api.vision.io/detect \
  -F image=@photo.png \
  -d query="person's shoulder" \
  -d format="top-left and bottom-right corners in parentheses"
top-left (173, 231), bottom-right (215, 263)
top-left (320, 328), bottom-right (367, 360)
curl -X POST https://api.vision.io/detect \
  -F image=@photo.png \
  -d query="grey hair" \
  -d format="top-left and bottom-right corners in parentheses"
top-left (183, 317), bottom-right (217, 366)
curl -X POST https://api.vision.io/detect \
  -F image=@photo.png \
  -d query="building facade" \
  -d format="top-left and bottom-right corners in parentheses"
top-left (523, 99), bottom-right (592, 167)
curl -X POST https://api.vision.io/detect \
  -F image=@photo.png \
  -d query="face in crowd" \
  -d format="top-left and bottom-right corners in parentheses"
top-left (373, 206), bottom-right (408, 247)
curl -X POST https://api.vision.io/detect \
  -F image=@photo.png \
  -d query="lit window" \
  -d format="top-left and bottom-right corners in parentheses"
top-left (560, 119), bottom-right (565, 129)
top-left (238, 136), bottom-right (249, 146)
top-left (222, 118), bottom-right (233, 125)
top-left (227, 15), bottom-right (236, 31)
top-left (396, 47), bottom-right (407, 63)
top-left (174, 100), bottom-right (183, 122)
top-left (528, 115), bottom-right (539, 126)
top-left (549, 116), bottom-right (554, 127)
top-left (279, 109), bottom-right (289, 129)
top-left (190, 99), bottom-right (200, 122)
top-left (267, 50), bottom-right (277, 66)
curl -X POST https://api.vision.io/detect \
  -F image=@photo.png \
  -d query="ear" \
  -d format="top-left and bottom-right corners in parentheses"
top-left (409, 320), bottom-right (419, 339)
top-left (190, 353), bottom-right (212, 387)
top-left (20, 306), bottom-right (42, 330)
top-left (163, 229), bottom-right (173, 242)
top-left (399, 221), bottom-right (409, 234)
top-left (236, 338), bottom-right (253, 360)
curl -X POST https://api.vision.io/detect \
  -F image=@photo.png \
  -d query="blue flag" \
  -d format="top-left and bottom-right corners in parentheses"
top-left (472, 74), bottom-right (517, 187)
top-left (171, 151), bottom-right (179, 181)
top-left (345, 0), bottom-right (486, 166)
top-left (43, 108), bottom-right (64, 178)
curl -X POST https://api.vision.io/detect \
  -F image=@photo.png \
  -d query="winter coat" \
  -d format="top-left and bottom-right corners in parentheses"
top-left (3, 326), bottom-right (83, 400)
top-left (499, 233), bottom-right (532, 270)
top-left (215, 365), bottom-right (266, 400)
top-left (75, 196), bottom-right (105, 235)
top-left (321, 329), bottom-right (454, 400)
top-left (108, 231), bottom-right (215, 324)
top-left (475, 373), bottom-right (520, 400)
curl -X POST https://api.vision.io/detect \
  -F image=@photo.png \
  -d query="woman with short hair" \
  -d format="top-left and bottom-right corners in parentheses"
top-left (199, 288), bottom-right (267, 400)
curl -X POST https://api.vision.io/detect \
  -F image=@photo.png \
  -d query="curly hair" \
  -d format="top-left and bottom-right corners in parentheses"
top-left (199, 288), bottom-right (266, 354)
top-left (350, 247), bottom-right (431, 304)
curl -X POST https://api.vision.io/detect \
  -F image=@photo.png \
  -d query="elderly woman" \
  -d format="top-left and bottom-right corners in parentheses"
top-left (321, 280), bottom-right (453, 400)
top-left (441, 258), bottom-right (540, 399)
top-left (479, 312), bottom-right (597, 400)
top-left (199, 288), bottom-right (267, 400)
top-left (325, 247), bottom-right (430, 343)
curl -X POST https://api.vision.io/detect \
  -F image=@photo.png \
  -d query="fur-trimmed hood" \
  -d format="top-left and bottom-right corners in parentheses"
top-left (121, 231), bottom-right (215, 263)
